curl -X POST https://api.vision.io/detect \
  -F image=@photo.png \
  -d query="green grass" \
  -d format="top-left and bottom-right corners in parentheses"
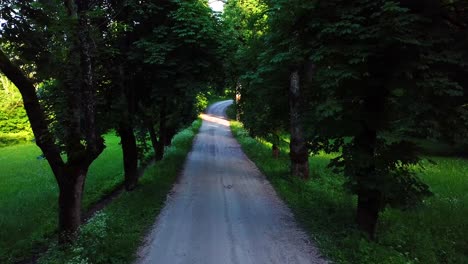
top-left (37, 119), bottom-right (202, 264)
top-left (230, 121), bottom-right (468, 264)
top-left (0, 135), bottom-right (124, 263)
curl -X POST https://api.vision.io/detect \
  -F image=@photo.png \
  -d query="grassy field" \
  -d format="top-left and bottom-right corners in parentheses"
top-left (37, 119), bottom-right (202, 264)
top-left (230, 121), bottom-right (468, 264)
top-left (0, 135), bottom-right (124, 263)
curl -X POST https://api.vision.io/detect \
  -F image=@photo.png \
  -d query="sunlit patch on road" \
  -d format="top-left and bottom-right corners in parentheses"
top-left (200, 113), bottom-right (230, 127)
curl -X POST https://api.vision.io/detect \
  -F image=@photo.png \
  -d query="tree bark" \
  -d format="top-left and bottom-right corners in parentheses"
top-left (0, 50), bottom-right (64, 175)
top-left (356, 188), bottom-right (382, 239)
top-left (58, 166), bottom-right (88, 243)
top-left (164, 126), bottom-right (177, 147)
top-left (77, 1), bottom-right (100, 155)
top-left (155, 136), bottom-right (165, 161)
top-left (272, 133), bottom-right (280, 159)
top-left (147, 122), bottom-right (161, 160)
top-left (235, 81), bottom-right (242, 121)
top-left (354, 93), bottom-right (383, 238)
top-left (1, 0), bottom-right (104, 244)
top-left (113, 1), bottom-right (138, 190)
top-left (272, 145), bottom-right (280, 159)
top-left (118, 123), bottom-right (139, 191)
top-left (155, 98), bottom-right (168, 160)
top-left (289, 70), bottom-right (309, 179)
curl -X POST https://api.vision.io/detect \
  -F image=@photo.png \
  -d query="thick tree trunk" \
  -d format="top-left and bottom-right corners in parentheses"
top-left (58, 166), bottom-right (88, 243)
top-left (0, 50), bottom-right (64, 174)
top-left (118, 123), bottom-right (139, 191)
top-left (289, 70), bottom-right (309, 179)
top-left (164, 126), bottom-right (177, 147)
top-left (2, 2), bottom-right (104, 245)
top-left (272, 133), bottom-right (280, 159)
top-left (155, 138), bottom-right (165, 161)
top-left (272, 145), bottom-right (280, 159)
top-left (356, 188), bottom-right (382, 239)
top-left (354, 116), bottom-right (383, 239)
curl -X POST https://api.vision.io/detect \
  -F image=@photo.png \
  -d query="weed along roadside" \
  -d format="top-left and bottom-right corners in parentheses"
top-left (229, 120), bottom-right (468, 264)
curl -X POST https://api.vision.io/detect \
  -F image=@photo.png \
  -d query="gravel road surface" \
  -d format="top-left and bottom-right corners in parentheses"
top-left (136, 100), bottom-right (328, 264)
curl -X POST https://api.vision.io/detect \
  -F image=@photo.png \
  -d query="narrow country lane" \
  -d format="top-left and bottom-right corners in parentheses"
top-left (136, 100), bottom-right (327, 264)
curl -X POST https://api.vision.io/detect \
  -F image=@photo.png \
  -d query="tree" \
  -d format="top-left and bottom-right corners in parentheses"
top-left (0, 74), bottom-right (31, 136)
top-left (0, 0), bottom-right (223, 245)
top-left (133, 0), bottom-right (223, 160)
top-left (0, 0), bottom-right (106, 242)
top-left (223, 0), bottom-right (467, 238)
top-left (299, 0), bottom-right (466, 237)
top-left (223, 0), bottom-right (310, 176)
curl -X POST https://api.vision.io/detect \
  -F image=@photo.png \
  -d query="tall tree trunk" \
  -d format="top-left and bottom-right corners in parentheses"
top-left (155, 135), bottom-right (165, 161)
top-left (289, 70), bottom-right (309, 179)
top-left (164, 126), bottom-right (177, 147)
top-left (354, 91), bottom-right (384, 238)
top-left (58, 166), bottom-right (88, 243)
top-left (272, 133), bottom-right (280, 159)
top-left (118, 123), bottom-right (139, 191)
top-left (115, 2), bottom-right (138, 189)
top-left (235, 81), bottom-right (242, 121)
top-left (356, 187), bottom-right (382, 239)
top-left (155, 98), bottom-right (168, 160)
top-left (147, 122), bottom-right (160, 160)
top-left (0, 50), bottom-right (64, 173)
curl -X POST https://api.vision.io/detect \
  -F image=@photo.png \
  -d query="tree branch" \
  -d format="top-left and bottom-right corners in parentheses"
top-left (0, 49), bottom-right (64, 176)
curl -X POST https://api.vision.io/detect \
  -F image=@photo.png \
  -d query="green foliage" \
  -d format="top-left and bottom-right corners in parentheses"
top-left (300, 0), bottom-right (467, 211)
top-left (0, 74), bottom-right (32, 145)
top-left (37, 119), bottom-right (202, 264)
top-left (222, 0), bottom-right (290, 141)
top-left (124, 0), bottom-right (224, 147)
top-left (0, 131), bottom-right (34, 147)
top-left (0, 0), bottom-right (225, 260)
top-left (195, 92), bottom-right (209, 113)
top-left (231, 120), bottom-right (468, 264)
top-left (224, 0), bottom-right (467, 226)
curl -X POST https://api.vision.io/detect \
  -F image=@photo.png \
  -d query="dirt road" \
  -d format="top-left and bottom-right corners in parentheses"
top-left (136, 101), bottom-right (327, 264)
